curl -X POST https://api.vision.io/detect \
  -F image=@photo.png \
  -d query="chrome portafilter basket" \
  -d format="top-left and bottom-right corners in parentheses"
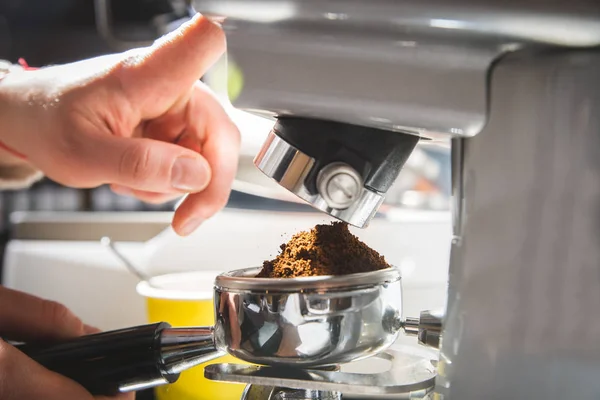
top-left (206, 267), bottom-right (440, 400)
top-left (213, 267), bottom-right (404, 367)
top-left (12, 266), bottom-right (441, 399)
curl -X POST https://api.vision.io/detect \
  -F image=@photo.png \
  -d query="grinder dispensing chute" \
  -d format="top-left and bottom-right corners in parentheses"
top-left (254, 117), bottom-right (419, 228)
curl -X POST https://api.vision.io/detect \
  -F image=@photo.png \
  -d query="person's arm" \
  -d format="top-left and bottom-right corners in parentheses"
top-left (0, 15), bottom-right (240, 235)
top-left (0, 59), bottom-right (44, 189)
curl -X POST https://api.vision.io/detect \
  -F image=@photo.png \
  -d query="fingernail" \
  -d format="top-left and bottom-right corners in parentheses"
top-left (171, 157), bottom-right (210, 192)
top-left (179, 218), bottom-right (203, 236)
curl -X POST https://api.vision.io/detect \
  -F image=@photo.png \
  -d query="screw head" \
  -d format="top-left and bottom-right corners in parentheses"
top-left (317, 163), bottom-right (363, 209)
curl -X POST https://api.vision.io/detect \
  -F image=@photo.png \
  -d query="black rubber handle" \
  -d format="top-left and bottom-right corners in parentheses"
top-left (14, 322), bottom-right (177, 396)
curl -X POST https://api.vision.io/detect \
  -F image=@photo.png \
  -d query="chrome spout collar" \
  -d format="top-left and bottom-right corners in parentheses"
top-left (253, 130), bottom-right (384, 228)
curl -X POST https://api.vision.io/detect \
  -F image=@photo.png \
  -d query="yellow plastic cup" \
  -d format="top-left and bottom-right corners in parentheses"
top-left (136, 271), bottom-right (247, 400)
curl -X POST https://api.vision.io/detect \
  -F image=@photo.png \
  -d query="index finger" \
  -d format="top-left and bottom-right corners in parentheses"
top-left (117, 13), bottom-right (226, 118)
top-left (171, 83), bottom-right (240, 236)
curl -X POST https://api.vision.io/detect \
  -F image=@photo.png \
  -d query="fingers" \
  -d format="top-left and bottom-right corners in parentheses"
top-left (0, 287), bottom-right (95, 399)
top-left (116, 13), bottom-right (226, 118)
top-left (111, 184), bottom-right (183, 205)
top-left (107, 82), bottom-right (239, 232)
top-left (0, 289), bottom-right (131, 399)
top-left (78, 135), bottom-right (212, 194)
top-left (171, 84), bottom-right (240, 235)
top-left (0, 286), bottom-right (85, 342)
top-left (0, 340), bottom-right (94, 400)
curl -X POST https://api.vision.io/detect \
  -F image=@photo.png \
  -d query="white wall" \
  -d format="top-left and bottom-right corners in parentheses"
top-left (3, 208), bottom-right (451, 330)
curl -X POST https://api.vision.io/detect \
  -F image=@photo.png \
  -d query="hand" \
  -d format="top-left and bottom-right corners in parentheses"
top-left (0, 286), bottom-right (134, 400)
top-left (0, 13), bottom-right (240, 236)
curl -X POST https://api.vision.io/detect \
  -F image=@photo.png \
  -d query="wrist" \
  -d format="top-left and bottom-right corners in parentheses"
top-left (0, 59), bottom-right (35, 160)
top-left (0, 59), bottom-right (45, 189)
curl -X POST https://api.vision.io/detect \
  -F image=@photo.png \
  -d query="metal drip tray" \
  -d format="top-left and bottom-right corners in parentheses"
top-left (205, 346), bottom-right (438, 399)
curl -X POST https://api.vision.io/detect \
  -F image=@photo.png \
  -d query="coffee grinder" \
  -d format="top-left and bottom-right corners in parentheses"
top-left (192, 1), bottom-right (600, 399)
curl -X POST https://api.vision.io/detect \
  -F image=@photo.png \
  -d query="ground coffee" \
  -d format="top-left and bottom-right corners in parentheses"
top-left (257, 221), bottom-right (391, 278)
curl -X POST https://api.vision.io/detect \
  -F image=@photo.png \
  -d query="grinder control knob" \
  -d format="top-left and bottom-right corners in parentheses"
top-left (317, 162), bottom-right (363, 210)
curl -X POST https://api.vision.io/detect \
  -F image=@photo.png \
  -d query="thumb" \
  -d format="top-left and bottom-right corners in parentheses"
top-left (0, 340), bottom-right (94, 400)
top-left (68, 135), bottom-right (212, 194)
top-left (116, 13), bottom-right (226, 118)
top-left (0, 286), bottom-right (86, 342)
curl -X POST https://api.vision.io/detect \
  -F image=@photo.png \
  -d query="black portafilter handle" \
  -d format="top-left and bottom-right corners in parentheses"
top-left (13, 322), bottom-right (177, 396)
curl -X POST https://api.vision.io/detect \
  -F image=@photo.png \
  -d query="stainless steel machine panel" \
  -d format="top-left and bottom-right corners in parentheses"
top-left (193, 0), bottom-right (600, 137)
top-left (441, 50), bottom-right (600, 399)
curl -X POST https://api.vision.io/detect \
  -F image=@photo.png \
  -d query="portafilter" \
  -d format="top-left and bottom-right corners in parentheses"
top-left (12, 266), bottom-right (416, 396)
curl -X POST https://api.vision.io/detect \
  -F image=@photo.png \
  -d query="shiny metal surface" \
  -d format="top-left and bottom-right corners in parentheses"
top-left (439, 51), bottom-right (600, 399)
top-left (450, 138), bottom-right (465, 241)
top-left (190, 2), bottom-right (600, 399)
top-left (242, 385), bottom-right (341, 400)
top-left (160, 327), bottom-right (223, 374)
top-left (254, 131), bottom-right (384, 227)
top-left (195, 0), bottom-right (600, 45)
top-left (316, 163), bottom-right (363, 210)
top-left (204, 347), bottom-right (437, 395)
top-left (416, 310), bottom-right (442, 350)
top-left (214, 267), bottom-right (402, 367)
top-left (118, 377), bottom-right (170, 393)
top-left (401, 311), bottom-right (442, 349)
top-left (402, 317), bottom-right (420, 337)
top-left (194, 0), bottom-right (600, 138)
top-left (215, 266), bottom-right (400, 292)
top-left (138, 267), bottom-right (403, 372)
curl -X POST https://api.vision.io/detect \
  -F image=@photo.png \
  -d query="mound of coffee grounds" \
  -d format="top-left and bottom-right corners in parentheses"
top-left (257, 221), bottom-right (391, 278)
